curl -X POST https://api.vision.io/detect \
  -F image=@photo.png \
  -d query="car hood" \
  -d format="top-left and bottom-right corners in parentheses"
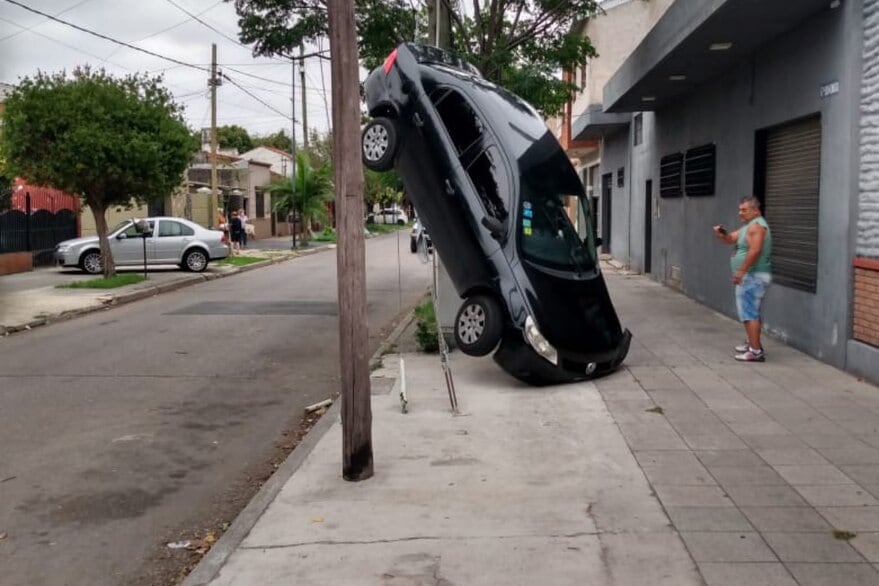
top-left (57, 235), bottom-right (99, 248)
top-left (521, 262), bottom-right (624, 357)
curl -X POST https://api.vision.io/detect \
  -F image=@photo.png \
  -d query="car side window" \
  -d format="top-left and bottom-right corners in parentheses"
top-left (466, 146), bottom-right (509, 221)
top-left (158, 221), bottom-right (194, 237)
top-left (121, 221), bottom-right (154, 238)
top-left (432, 89), bottom-right (484, 155)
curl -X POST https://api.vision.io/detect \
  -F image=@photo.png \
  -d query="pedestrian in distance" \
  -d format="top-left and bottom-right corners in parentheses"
top-left (238, 208), bottom-right (249, 248)
top-left (713, 196), bottom-right (773, 362)
top-left (230, 210), bottom-right (243, 254)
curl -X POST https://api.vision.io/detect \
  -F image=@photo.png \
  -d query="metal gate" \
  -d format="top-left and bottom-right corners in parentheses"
top-left (0, 208), bottom-right (78, 266)
top-left (756, 115), bottom-right (822, 293)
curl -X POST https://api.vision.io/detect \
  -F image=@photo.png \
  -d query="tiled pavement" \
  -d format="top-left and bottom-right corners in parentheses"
top-left (602, 271), bottom-right (879, 585)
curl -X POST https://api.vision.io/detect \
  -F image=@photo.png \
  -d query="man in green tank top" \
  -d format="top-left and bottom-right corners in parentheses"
top-left (713, 196), bottom-right (772, 362)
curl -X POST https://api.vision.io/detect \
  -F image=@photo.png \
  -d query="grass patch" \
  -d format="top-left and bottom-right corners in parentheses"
top-left (832, 529), bottom-right (857, 541)
top-left (58, 274), bottom-right (146, 289)
top-left (219, 255), bottom-right (265, 266)
top-left (414, 299), bottom-right (439, 353)
top-left (367, 223), bottom-right (408, 235)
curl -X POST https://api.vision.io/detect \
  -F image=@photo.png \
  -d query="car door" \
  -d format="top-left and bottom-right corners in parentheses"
top-left (111, 221), bottom-right (155, 265)
top-left (155, 219), bottom-right (194, 263)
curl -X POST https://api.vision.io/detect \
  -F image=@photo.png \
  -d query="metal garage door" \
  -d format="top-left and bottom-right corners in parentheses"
top-left (761, 115), bottom-right (821, 293)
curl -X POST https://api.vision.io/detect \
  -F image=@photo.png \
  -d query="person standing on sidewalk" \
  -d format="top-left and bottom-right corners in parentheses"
top-left (238, 208), bottom-right (249, 248)
top-left (713, 196), bottom-right (772, 362)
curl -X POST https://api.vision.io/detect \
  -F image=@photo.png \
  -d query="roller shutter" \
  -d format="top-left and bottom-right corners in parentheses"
top-left (762, 116), bottom-right (821, 293)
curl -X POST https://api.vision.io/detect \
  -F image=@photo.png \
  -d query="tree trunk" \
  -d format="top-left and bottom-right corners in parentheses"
top-left (90, 204), bottom-right (116, 278)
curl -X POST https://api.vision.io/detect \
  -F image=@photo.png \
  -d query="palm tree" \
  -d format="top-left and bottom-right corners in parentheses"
top-left (267, 152), bottom-right (333, 244)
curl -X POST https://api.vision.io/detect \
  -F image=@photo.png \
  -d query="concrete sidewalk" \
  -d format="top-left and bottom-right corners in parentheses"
top-left (183, 267), bottom-right (879, 586)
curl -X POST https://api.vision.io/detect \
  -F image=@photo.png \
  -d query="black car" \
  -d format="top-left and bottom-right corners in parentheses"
top-left (362, 43), bottom-right (631, 385)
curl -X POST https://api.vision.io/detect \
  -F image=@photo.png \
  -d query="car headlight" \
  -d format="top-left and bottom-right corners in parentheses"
top-left (524, 315), bottom-right (558, 366)
top-left (56, 245), bottom-right (70, 253)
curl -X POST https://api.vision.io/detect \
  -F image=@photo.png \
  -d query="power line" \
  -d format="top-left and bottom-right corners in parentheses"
top-left (221, 72), bottom-right (291, 120)
top-left (2, 0), bottom-right (208, 72)
top-left (223, 65), bottom-right (291, 88)
top-left (0, 0), bottom-right (94, 43)
top-left (162, 0), bottom-right (251, 52)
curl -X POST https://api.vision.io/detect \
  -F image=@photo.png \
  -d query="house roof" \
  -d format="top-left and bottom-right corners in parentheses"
top-left (604, 0), bottom-right (832, 112)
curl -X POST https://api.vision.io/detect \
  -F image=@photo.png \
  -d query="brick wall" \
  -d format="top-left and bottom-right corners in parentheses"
top-left (0, 252), bottom-right (33, 276)
top-left (854, 258), bottom-right (879, 346)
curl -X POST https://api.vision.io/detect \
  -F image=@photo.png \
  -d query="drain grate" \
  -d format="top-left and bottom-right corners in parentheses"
top-left (166, 301), bottom-right (339, 316)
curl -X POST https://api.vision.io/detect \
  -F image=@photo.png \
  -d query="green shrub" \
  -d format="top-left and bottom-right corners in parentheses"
top-left (414, 299), bottom-right (439, 353)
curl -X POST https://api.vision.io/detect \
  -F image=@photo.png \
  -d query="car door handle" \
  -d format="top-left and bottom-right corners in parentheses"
top-left (413, 112), bottom-right (424, 127)
top-left (444, 179), bottom-right (454, 195)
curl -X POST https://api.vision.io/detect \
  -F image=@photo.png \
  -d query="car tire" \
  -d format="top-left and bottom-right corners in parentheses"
top-left (361, 117), bottom-right (397, 172)
top-left (454, 295), bottom-right (504, 357)
top-left (79, 250), bottom-right (102, 275)
top-left (396, 219), bottom-right (405, 225)
top-left (410, 237), bottom-right (417, 253)
top-left (183, 248), bottom-right (209, 272)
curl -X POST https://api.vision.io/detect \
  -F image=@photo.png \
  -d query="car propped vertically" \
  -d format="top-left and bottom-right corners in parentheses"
top-left (361, 43), bottom-right (631, 385)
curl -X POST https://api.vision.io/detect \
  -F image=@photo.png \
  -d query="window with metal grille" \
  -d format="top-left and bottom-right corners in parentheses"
top-left (684, 144), bottom-right (716, 196)
top-left (617, 167), bottom-right (625, 188)
top-left (754, 115), bottom-right (821, 293)
top-left (659, 153), bottom-right (683, 198)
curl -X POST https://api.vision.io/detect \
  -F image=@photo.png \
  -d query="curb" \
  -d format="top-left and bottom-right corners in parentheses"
top-left (0, 246), bottom-right (335, 337)
top-left (181, 297), bottom-right (418, 586)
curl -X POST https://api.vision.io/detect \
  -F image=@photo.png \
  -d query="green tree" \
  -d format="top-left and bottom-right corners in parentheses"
top-left (267, 151), bottom-right (333, 242)
top-left (0, 67), bottom-right (196, 276)
top-left (230, 0), bottom-right (600, 116)
top-left (364, 168), bottom-right (403, 211)
top-left (252, 129), bottom-right (292, 152)
top-left (217, 124), bottom-right (254, 153)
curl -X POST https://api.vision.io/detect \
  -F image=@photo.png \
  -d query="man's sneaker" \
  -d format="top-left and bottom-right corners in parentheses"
top-left (735, 348), bottom-right (765, 362)
top-left (734, 342), bottom-right (749, 353)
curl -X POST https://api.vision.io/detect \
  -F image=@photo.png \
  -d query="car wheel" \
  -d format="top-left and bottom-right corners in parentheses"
top-left (410, 237), bottom-right (417, 253)
top-left (361, 117), bottom-right (397, 172)
top-left (79, 250), bottom-right (102, 275)
top-left (396, 219), bottom-right (405, 225)
top-left (454, 295), bottom-right (504, 357)
top-left (183, 248), bottom-right (208, 272)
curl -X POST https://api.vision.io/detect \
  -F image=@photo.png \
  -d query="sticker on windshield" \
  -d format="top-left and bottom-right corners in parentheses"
top-left (522, 219), bottom-right (531, 228)
top-left (523, 227), bottom-right (532, 236)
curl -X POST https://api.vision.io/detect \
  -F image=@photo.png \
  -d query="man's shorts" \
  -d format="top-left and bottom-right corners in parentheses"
top-left (735, 272), bottom-right (771, 322)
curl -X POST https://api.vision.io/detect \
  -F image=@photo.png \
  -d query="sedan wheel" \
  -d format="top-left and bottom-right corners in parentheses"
top-left (80, 250), bottom-right (102, 275)
top-left (361, 118), bottom-right (397, 172)
top-left (183, 249), bottom-right (208, 272)
top-left (454, 295), bottom-right (504, 357)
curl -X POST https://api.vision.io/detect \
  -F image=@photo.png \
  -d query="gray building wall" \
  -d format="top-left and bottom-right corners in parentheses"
top-left (602, 1), bottom-right (864, 368)
top-left (860, 0), bottom-right (879, 258)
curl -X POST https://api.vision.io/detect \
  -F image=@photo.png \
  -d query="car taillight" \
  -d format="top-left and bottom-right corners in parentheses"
top-left (383, 49), bottom-right (398, 75)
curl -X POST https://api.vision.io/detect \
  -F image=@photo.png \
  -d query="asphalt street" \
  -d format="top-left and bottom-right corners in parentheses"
top-left (0, 232), bottom-right (431, 586)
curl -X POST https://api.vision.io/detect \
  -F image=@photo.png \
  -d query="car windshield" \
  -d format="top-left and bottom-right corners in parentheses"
top-left (110, 220), bottom-right (132, 235)
top-left (518, 147), bottom-right (597, 275)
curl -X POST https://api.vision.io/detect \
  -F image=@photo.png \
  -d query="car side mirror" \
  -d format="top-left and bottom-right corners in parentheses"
top-left (481, 216), bottom-right (507, 241)
top-left (116, 233), bottom-right (127, 240)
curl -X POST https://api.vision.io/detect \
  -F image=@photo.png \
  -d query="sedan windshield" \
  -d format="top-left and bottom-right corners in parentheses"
top-left (517, 145), bottom-right (597, 275)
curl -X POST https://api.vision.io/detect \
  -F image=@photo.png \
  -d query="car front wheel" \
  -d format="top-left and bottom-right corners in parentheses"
top-left (361, 117), bottom-right (397, 172)
top-left (454, 295), bottom-right (504, 357)
top-left (183, 249), bottom-right (208, 272)
top-left (79, 250), bottom-right (102, 275)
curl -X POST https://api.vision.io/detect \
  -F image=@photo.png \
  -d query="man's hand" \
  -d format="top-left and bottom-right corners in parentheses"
top-left (733, 270), bottom-right (745, 285)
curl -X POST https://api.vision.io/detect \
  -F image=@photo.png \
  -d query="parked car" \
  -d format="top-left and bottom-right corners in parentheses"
top-left (410, 218), bottom-right (432, 253)
top-left (362, 43), bottom-right (631, 385)
top-left (367, 207), bottom-right (409, 225)
top-left (55, 216), bottom-right (230, 274)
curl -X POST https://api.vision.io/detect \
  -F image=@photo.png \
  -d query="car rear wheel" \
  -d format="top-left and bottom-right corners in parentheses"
top-left (79, 250), bottom-right (102, 275)
top-left (183, 249), bottom-right (208, 272)
top-left (361, 118), bottom-right (397, 172)
top-left (454, 295), bottom-right (504, 357)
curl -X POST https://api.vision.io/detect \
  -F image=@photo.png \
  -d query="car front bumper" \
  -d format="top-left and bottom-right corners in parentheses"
top-left (492, 328), bottom-right (632, 386)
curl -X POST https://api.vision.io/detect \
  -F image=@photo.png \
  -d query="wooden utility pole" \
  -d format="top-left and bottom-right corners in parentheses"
top-left (209, 43), bottom-right (219, 228)
top-left (300, 44), bottom-right (309, 150)
top-left (328, 0), bottom-right (373, 481)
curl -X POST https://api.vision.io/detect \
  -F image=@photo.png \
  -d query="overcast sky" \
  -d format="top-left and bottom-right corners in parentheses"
top-left (0, 0), bottom-right (335, 144)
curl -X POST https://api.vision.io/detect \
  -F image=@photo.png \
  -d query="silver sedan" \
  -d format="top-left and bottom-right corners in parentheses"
top-left (55, 217), bottom-right (230, 274)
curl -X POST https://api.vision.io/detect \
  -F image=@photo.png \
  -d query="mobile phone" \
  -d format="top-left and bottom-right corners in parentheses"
top-left (716, 225), bottom-right (727, 235)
